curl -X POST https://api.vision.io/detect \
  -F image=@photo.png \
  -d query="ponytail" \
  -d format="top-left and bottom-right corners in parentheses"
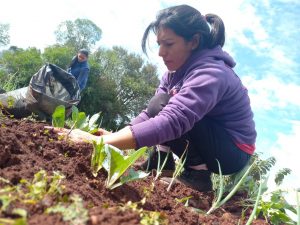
top-left (204, 14), bottom-right (225, 48)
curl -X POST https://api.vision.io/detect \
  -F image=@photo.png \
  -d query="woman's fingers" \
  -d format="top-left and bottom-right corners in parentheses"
top-left (94, 128), bottom-right (112, 136)
top-left (44, 126), bottom-right (97, 143)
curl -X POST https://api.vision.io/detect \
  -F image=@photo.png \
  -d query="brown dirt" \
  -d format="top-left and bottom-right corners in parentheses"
top-left (0, 116), bottom-right (270, 225)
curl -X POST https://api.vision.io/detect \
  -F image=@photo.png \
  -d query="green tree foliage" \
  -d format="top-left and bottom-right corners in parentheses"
top-left (78, 46), bottom-right (159, 130)
top-left (0, 47), bottom-right (43, 90)
top-left (54, 19), bottom-right (102, 52)
top-left (42, 45), bottom-right (74, 69)
top-left (0, 23), bottom-right (10, 47)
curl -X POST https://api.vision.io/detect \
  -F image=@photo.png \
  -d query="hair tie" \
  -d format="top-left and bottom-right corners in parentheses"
top-left (202, 15), bottom-right (212, 32)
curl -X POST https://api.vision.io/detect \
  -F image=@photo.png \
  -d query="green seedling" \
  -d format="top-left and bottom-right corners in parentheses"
top-left (154, 149), bottom-right (171, 180)
top-left (52, 105), bottom-right (101, 134)
top-left (256, 189), bottom-right (297, 225)
top-left (91, 138), bottom-right (106, 177)
top-left (166, 141), bottom-right (189, 192)
top-left (52, 105), bottom-right (65, 127)
top-left (119, 199), bottom-right (168, 225)
top-left (46, 194), bottom-right (88, 225)
top-left (175, 196), bottom-right (193, 207)
top-left (90, 140), bottom-right (149, 189)
top-left (0, 208), bottom-right (27, 225)
top-left (105, 145), bottom-right (148, 189)
top-left (20, 170), bottom-right (65, 203)
top-left (207, 160), bottom-right (256, 215)
top-left (245, 173), bottom-right (264, 225)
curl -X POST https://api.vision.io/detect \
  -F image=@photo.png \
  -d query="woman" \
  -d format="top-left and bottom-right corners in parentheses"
top-left (55, 5), bottom-right (256, 192)
top-left (67, 49), bottom-right (90, 91)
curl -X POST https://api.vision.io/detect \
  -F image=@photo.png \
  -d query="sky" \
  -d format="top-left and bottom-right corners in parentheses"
top-left (1, 0), bottom-right (299, 204)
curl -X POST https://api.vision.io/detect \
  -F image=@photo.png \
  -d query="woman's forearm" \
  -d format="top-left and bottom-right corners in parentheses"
top-left (102, 126), bottom-right (137, 150)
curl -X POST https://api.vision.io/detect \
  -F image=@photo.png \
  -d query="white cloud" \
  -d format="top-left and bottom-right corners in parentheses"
top-left (242, 75), bottom-right (300, 111)
top-left (268, 121), bottom-right (300, 203)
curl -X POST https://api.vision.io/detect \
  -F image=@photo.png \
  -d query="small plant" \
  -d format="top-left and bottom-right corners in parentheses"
top-left (154, 149), bottom-right (171, 180)
top-left (166, 141), bottom-right (189, 192)
top-left (119, 199), bottom-right (168, 225)
top-left (52, 105), bottom-right (66, 128)
top-left (52, 105), bottom-right (101, 134)
top-left (91, 139), bottom-right (149, 189)
top-left (46, 194), bottom-right (89, 225)
top-left (207, 160), bottom-right (256, 214)
top-left (0, 170), bottom-right (65, 210)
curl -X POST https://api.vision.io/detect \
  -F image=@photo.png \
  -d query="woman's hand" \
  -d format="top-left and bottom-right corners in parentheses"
top-left (93, 128), bottom-right (112, 136)
top-left (45, 126), bottom-right (136, 150)
top-left (45, 126), bottom-right (99, 143)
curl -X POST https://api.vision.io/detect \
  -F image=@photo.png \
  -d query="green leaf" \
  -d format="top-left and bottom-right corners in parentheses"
top-left (88, 113), bottom-right (100, 131)
top-left (75, 112), bottom-right (87, 130)
top-left (91, 139), bottom-right (106, 177)
top-left (71, 105), bottom-right (79, 122)
top-left (105, 146), bottom-right (147, 189)
top-left (110, 168), bottom-right (149, 189)
top-left (52, 105), bottom-right (65, 127)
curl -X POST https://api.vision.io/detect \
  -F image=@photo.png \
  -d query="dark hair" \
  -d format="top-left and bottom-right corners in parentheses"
top-left (141, 4), bottom-right (225, 55)
top-left (68, 49), bottom-right (89, 69)
top-left (78, 48), bottom-right (89, 58)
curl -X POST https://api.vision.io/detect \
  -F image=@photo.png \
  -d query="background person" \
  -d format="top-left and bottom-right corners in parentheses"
top-left (67, 49), bottom-right (90, 91)
top-left (53, 4), bottom-right (257, 192)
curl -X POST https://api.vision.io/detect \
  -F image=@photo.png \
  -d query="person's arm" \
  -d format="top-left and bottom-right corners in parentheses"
top-left (77, 68), bottom-right (89, 90)
top-left (102, 126), bottom-right (136, 149)
top-left (52, 126), bottom-right (136, 150)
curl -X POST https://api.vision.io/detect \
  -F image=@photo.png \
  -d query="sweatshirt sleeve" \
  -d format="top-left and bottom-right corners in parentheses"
top-left (130, 69), bottom-right (226, 149)
top-left (77, 68), bottom-right (89, 90)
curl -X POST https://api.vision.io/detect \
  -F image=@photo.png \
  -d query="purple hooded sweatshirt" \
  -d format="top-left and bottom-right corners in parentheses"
top-left (130, 46), bottom-right (256, 154)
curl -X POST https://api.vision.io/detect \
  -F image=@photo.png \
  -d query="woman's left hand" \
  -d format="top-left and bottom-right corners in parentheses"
top-left (45, 126), bottom-right (99, 143)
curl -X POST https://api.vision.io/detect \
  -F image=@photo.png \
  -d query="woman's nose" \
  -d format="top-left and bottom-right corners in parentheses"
top-left (158, 46), bottom-right (166, 57)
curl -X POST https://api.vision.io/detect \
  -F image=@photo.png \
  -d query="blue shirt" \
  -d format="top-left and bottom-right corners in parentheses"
top-left (67, 60), bottom-right (90, 91)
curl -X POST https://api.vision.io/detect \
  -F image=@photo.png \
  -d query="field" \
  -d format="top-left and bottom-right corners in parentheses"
top-left (0, 116), bottom-right (271, 225)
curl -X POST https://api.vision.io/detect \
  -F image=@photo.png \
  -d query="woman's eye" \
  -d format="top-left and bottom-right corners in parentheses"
top-left (165, 43), bottom-right (173, 47)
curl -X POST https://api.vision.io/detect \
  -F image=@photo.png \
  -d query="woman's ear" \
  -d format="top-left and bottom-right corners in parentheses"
top-left (191, 34), bottom-right (200, 50)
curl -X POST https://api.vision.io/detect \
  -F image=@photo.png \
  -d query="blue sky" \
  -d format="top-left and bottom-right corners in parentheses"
top-left (1, 0), bottom-right (299, 202)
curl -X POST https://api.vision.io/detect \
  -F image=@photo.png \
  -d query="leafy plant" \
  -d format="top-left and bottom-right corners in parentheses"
top-left (207, 160), bottom-right (256, 214)
top-left (46, 194), bottom-right (88, 225)
top-left (255, 189), bottom-right (297, 225)
top-left (91, 140), bottom-right (149, 189)
top-left (52, 105), bottom-right (65, 127)
top-left (0, 209), bottom-right (27, 225)
top-left (91, 138), bottom-right (106, 177)
top-left (52, 105), bottom-right (101, 134)
top-left (0, 170), bottom-right (65, 210)
top-left (119, 199), bottom-right (168, 225)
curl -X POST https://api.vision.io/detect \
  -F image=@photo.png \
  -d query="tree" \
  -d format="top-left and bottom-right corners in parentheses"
top-left (0, 47), bottom-right (43, 90)
top-left (78, 46), bottom-right (159, 130)
top-left (54, 19), bottom-right (102, 52)
top-left (42, 44), bottom-right (74, 70)
top-left (0, 23), bottom-right (10, 47)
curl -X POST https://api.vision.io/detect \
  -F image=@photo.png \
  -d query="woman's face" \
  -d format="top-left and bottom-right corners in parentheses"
top-left (157, 27), bottom-right (197, 71)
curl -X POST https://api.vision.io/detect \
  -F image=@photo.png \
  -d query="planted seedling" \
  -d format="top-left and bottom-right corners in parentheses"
top-left (207, 160), bottom-right (256, 214)
top-left (91, 140), bottom-right (149, 189)
top-left (52, 105), bottom-right (101, 134)
top-left (52, 105), bottom-right (66, 128)
top-left (166, 140), bottom-right (189, 192)
top-left (91, 138), bottom-right (106, 177)
top-left (153, 147), bottom-right (171, 180)
top-left (105, 144), bottom-right (149, 189)
top-left (46, 194), bottom-right (88, 225)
